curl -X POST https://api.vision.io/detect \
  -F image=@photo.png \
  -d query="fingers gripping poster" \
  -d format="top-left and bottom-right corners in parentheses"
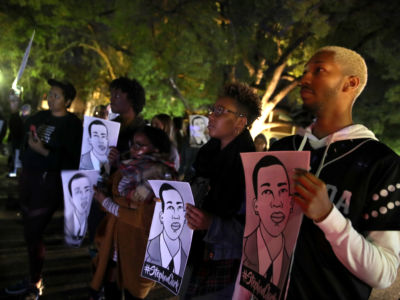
top-left (62, 170), bottom-right (100, 247)
top-left (239, 151), bottom-right (310, 300)
top-left (79, 116), bottom-right (120, 173)
top-left (141, 180), bottom-right (194, 295)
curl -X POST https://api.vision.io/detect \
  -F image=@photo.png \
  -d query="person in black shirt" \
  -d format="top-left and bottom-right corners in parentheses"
top-left (107, 77), bottom-right (146, 164)
top-left (5, 79), bottom-right (82, 299)
top-left (183, 82), bottom-right (261, 299)
top-left (234, 46), bottom-right (400, 300)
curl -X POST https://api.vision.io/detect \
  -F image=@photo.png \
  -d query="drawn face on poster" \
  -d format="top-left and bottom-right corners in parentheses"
top-left (79, 116), bottom-right (120, 172)
top-left (238, 151), bottom-right (310, 300)
top-left (189, 115), bottom-right (209, 147)
top-left (62, 170), bottom-right (99, 248)
top-left (159, 184), bottom-right (186, 241)
top-left (141, 180), bottom-right (195, 295)
top-left (253, 157), bottom-right (294, 238)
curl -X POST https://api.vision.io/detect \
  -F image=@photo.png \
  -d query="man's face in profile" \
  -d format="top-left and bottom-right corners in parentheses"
top-left (160, 189), bottom-right (186, 241)
top-left (89, 124), bottom-right (108, 156)
top-left (255, 164), bottom-right (293, 237)
top-left (70, 177), bottom-right (92, 215)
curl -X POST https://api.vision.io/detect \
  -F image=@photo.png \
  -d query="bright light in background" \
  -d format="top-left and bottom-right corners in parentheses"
top-left (0, 70), bottom-right (3, 85)
top-left (40, 93), bottom-right (49, 110)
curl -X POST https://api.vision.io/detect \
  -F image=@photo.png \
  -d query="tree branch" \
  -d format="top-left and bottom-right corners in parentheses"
top-left (261, 62), bottom-right (286, 106)
top-left (79, 42), bottom-right (116, 80)
top-left (270, 80), bottom-right (299, 106)
top-left (169, 77), bottom-right (191, 112)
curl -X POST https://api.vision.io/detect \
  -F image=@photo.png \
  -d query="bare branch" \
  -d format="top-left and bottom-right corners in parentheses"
top-left (255, 58), bottom-right (266, 85)
top-left (270, 80), bottom-right (299, 106)
top-left (169, 77), bottom-right (192, 112)
top-left (79, 43), bottom-right (116, 80)
top-left (243, 56), bottom-right (255, 78)
top-left (275, 32), bottom-right (312, 66)
top-left (261, 62), bottom-right (286, 105)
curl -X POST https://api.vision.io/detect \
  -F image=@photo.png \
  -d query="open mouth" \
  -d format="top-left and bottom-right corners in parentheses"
top-left (171, 222), bottom-right (181, 232)
top-left (270, 212), bottom-right (285, 224)
top-left (98, 145), bottom-right (106, 151)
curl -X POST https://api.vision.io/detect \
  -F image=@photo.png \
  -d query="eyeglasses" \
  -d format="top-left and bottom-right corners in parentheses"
top-left (208, 105), bottom-right (246, 117)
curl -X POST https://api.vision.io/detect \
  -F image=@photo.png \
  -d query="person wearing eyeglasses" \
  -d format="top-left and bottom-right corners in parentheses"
top-left (182, 82), bottom-right (261, 299)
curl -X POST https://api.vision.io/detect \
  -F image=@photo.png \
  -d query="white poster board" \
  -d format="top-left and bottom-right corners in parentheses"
top-left (62, 170), bottom-right (100, 247)
top-left (79, 116), bottom-right (120, 172)
top-left (141, 180), bottom-right (194, 295)
top-left (189, 115), bottom-right (209, 147)
top-left (238, 151), bottom-right (310, 300)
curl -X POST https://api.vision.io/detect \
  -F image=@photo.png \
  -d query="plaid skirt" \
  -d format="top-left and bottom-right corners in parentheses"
top-left (186, 259), bottom-right (241, 297)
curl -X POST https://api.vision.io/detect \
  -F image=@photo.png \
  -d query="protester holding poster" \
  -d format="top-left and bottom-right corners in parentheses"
top-left (89, 126), bottom-right (177, 300)
top-left (268, 47), bottom-right (400, 299)
top-left (5, 79), bottom-right (82, 298)
top-left (183, 82), bottom-right (261, 299)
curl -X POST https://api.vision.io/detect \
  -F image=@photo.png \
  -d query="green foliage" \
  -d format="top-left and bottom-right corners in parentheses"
top-left (0, 0), bottom-right (399, 149)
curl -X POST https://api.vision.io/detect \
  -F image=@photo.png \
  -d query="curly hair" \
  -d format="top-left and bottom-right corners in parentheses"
top-left (219, 82), bottom-right (261, 126)
top-left (110, 77), bottom-right (146, 114)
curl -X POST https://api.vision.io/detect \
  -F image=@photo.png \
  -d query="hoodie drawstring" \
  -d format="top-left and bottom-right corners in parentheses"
top-left (298, 134), bottom-right (308, 151)
top-left (297, 133), bottom-right (334, 178)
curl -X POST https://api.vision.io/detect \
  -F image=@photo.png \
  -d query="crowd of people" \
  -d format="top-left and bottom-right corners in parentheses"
top-left (1, 45), bottom-right (400, 300)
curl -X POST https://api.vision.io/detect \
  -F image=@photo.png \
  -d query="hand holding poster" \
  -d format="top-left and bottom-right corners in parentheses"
top-left (62, 170), bottom-right (100, 247)
top-left (79, 116), bottom-right (121, 173)
top-left (238, 151), bottom-right (310, 300)
top-left (141, 180), bottom-right (194, 295)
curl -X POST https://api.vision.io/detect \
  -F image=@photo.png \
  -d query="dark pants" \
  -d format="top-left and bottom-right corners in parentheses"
top-left (19, 169), bottom-right (63, 283)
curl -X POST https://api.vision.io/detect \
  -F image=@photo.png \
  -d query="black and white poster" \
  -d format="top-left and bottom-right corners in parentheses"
top-left (79, 116), bottom-right (120, 173)
top-left (62, 170), bottom-right (99, 247)
top-left (236, 151), bottom-right (310, 300)
top-left (189, 115), bottom-right (209, 148)
top-left (141, 180), bottom-right (194, 295)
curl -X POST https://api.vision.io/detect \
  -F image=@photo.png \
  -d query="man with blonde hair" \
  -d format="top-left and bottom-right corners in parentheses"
top-left (275, 46), bottom-right (400, 299)
top-left (235, 46), bottom-right (400, 299)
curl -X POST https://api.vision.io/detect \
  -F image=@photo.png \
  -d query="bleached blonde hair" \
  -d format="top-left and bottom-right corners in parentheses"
top-left (316, 46), bottom-right (368, 100)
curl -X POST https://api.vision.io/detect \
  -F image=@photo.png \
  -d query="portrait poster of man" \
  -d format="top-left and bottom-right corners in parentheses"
top-left (189, 115), bottom-right (209, 148)
top-left (141, 180), bottom-right (194, 295)
top-left (61, 170), bottom-right (99, 248)
top-left (239, 151), bottom-right (310, 300)
top-left (79, 116), bottom-right (120, 173)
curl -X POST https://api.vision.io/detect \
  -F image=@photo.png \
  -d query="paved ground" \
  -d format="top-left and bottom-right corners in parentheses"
top-left (0, 154), bottom-right (398, 299)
